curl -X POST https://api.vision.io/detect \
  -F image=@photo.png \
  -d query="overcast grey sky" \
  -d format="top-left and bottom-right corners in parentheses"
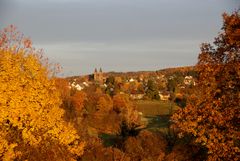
top-left (0, 0), bottom-right (239, 76)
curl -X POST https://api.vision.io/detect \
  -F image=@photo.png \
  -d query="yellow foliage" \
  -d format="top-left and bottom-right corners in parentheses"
top-left (113, 94), bottom-right (141, 129)
top-left (97, 95), bottom-right (113, 112)
top-left (0, 27), bottom-right (84, 160)
top-left (71, 91), bottom-right (87, 113)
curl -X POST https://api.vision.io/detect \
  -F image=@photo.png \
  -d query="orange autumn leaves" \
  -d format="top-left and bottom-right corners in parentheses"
top-left (0, 11), bottom-right (239, 160)
top-left (172, 12), bottom-right (240, 160)
top-left (0, 26), bottom-right (84, 160)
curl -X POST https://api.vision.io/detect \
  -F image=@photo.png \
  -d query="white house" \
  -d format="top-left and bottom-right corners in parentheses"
top-left (184, 76), bottom-right (196, 86)
top-left (70, 82), bottom-right (84, 91)
top-left (130, 94), bottom-right (145, 100)
top-left (159, 91), bottom-right (170, 101)
top-left (129, 78), bottom-right (135, 82)
top-left (83, 81), bottom-right (89, 87)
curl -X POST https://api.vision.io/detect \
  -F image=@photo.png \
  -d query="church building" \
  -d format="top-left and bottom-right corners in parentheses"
top-left (93, 68), bottom-right (105, 84)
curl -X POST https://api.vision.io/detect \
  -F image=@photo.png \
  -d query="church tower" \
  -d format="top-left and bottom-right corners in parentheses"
top-left (93, 68), bottom-right (104, 84)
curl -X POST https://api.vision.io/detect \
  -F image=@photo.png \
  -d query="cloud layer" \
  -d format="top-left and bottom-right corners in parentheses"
top-left (0, 0), bottom-right (238, 75)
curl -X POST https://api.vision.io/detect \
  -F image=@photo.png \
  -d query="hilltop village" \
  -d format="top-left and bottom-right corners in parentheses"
top-left (67, 66), bottom-right (197, 102)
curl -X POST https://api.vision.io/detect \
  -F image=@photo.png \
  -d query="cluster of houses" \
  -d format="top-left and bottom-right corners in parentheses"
top-left (69, 68), bottom-right (196, 101)
top-left (70, 79), bottom-right (89, 91)
top-left (129, 92), bottom-right (170, 101)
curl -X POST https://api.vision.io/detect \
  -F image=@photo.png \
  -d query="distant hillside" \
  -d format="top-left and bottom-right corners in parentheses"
top-left (66, 66), bottom-right (196, 80)
top-left (156, 66), bottom-right (195, 75)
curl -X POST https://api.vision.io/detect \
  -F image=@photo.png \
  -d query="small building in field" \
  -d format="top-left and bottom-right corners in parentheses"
top-left (184, 76), bottom-right (196, 86)
top-left (159, 91), bottom-right (170, 101)
top-left (130, 93), bottom-right (145, 100)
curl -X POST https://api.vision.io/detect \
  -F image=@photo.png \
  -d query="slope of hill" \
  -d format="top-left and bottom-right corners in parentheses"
top-left (66, 66), bottom-right (196, 80)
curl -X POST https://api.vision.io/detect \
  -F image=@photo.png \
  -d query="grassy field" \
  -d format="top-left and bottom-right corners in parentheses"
top-left (135, 100), bottom-right (180, 131)
top-left (100, 100), bottom-right (179, 146)
top-left (135, 100), bottom-right (178, 116)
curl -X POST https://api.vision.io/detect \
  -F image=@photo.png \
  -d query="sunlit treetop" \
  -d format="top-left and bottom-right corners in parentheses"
top-left (0, 25), bottom-right (84, 160)
top-left (172, 11), bottom-right (240, 161)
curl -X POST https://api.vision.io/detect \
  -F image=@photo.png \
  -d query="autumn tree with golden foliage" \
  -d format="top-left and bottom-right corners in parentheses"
top-left (96, 94), bottom-right (113, 113)
top-left (113, 94), bottom-right (141, 129)
top-left (71, 91), bottom-right (87, 115)
top-left (0, 26), bottom-right (84, 160)
top-left (172, 12), bottom-right (240, 160)
top-left (55, 78), bottom-right (71, 104)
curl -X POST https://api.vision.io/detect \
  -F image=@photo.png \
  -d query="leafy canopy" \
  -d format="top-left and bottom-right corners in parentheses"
top-left (0, 25), bottom-right (84, 160)
top-left (172, 12), bottom-right (240, 160)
